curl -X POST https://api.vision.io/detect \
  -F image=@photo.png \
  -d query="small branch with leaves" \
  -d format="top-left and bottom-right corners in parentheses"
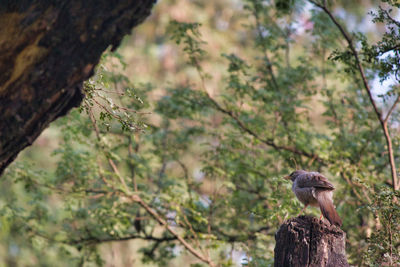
top-left (309, 0), bottom-right (399, 191)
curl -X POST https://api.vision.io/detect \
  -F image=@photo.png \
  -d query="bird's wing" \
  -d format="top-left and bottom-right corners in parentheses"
top-left (296, 172), bottom-right (335, 190)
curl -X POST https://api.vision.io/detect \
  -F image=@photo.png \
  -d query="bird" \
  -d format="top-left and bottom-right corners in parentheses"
top-left (284, 170), bottom-right (342, 227)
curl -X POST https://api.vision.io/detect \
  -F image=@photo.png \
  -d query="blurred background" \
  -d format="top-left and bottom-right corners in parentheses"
top-left (1, 0), bottom-right (399, 266)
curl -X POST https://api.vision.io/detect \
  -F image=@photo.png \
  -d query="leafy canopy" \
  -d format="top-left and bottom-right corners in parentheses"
top-left (1, 0), bottom-right (399, 266)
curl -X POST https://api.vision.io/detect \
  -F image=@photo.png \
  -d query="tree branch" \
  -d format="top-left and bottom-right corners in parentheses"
top-left (187, 27), bottom-right (327, 167)
top-left (105, 153), bottom-right (216, 266)
top-left (309, 0), bottom-right (382, 117)
top-left (309, 0), bottom-right (399, 191)
top-left (70, 233), bottom-right (177, 246)
top-left (207, 94), bottom-right (327, 165)
top-left (381, 7), bottom-right (400, 28)
top-left (129, 194), bottom-right (217, 267)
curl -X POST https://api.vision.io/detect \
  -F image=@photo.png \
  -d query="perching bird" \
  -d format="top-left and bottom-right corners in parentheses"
top-left (284, 170), bottom-right (342, 227)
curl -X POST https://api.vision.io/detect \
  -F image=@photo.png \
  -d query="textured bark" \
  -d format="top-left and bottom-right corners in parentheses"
top-left (274, 216), bottom-right (349, 267)
top-left (0, 0), bottom-right (156, 175)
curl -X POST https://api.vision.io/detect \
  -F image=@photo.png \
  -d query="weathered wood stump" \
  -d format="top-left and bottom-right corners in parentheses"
top-left (274, 216), bottom-right (349, 267)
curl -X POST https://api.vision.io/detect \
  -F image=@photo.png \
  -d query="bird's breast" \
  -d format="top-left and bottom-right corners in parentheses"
top-left (292, 186), bottom-right (319, 206)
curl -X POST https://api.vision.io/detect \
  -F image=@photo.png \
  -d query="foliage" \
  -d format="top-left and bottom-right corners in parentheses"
top-left (1, 0), bottom-right (399, 266)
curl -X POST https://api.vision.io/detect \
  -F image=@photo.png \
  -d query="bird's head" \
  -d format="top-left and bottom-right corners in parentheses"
top-left (283, 170), bottom-right (306, 182)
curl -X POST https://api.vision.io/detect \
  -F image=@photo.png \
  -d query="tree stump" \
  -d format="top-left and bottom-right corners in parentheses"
top-left (274, 216), bottom-right (349, 267)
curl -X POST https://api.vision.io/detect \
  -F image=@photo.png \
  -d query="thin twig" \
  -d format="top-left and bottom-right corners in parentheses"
top-left (107, 157), bottom-right (215, 266)
top-left (382, 8), bottom-right (400, 28)
top-left (209, 96), bottom-right (327, 165)
top-left (108, 158), bottom-right (130, 192)
top-left (88, 108), bottom-right (101, 140)
top-left (129, 194), bottom-right (216, 267)
top-left (128, 134), bottom-right (139, 191)
top-left (384, 94), bottom-right (400, 124)
top-left (340, 171), bottom-right (370, 204)
top-left (94, 94), bottom-right (150, 114)
top-left (181, 207), bottom-right (205, 255)
top-left (252, 6), bottom-right (279, 90)
top-left (71, 233), bottom-right (177, 245)
top-left (177, 159), bottom-right (193, 201)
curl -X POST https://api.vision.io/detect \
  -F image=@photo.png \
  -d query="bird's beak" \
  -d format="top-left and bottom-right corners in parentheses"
top-left (283, 175), bottom-right (290, 180)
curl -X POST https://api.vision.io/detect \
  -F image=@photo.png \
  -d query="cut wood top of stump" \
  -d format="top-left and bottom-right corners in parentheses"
top-left (274, 215), bottom-right (349, 267)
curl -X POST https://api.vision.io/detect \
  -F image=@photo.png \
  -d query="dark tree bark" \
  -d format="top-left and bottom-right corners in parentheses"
top-left (274, 216), bottom-right (349, 267)
top-left (0, 0), bottom-right (156, 175)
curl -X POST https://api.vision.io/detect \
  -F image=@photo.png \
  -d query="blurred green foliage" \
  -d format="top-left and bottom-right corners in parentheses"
top-left (1, 0), bottom-right (400, 266)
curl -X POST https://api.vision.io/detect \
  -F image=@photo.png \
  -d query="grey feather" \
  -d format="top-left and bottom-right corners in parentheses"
top-left (288, 170), bottom-right (342, 227)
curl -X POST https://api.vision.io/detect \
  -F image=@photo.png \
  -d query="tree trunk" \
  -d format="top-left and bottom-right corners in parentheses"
top-left (274, 215), bottom-right (349, 267)
top-left (0, 0), bottom-right (156, 175)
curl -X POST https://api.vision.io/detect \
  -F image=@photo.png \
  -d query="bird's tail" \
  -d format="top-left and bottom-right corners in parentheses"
top-left (316, 191), bottom-right (342, 227)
